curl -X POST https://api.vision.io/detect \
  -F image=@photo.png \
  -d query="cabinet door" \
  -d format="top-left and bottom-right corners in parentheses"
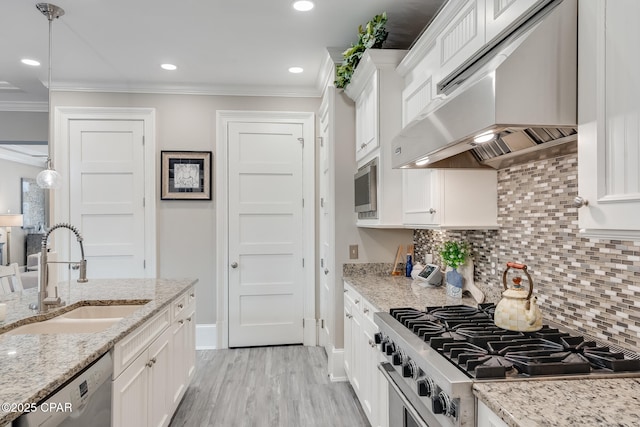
top-left (436, 0), bottom-right (486, 83)
top-left (477, 400), bottom-right (509, 427)
top-left (185, 307), bottom-right (196, 381)
top-left (485, 0), bottom-right (539, 42)
top-left (360, 315), bottom-right (379, 426)
top-left (171, 312), bottom-right (188, 408)
top-left (402, 169), bottom-right (440, 226)
top-left (355, 72), bottom-right (379, 162)
top-left (350, 300), bottom-right (363, 398)
top-left (578, 0), bottom-right (640, 239)
top-left (148, 327), bottom-right (173, 427)
top-left (112, 349), bottom-right (149, 427)
top-left (343, 296), bottom-right (353, 381)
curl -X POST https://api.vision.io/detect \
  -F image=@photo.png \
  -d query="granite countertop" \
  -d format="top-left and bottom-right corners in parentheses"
top-left (0, 278), bottom-right (196, 425)
top-left (343, 273), bottom-right (477, 312)
top-left (474, 378), bottom-right (640, 427)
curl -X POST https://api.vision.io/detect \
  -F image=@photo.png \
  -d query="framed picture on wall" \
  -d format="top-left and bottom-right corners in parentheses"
top-left (161, 151), bottom-right (212, 200)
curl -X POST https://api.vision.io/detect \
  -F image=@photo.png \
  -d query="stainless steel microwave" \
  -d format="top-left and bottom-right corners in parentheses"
top-left (354, 158), bottom-right (377, 216)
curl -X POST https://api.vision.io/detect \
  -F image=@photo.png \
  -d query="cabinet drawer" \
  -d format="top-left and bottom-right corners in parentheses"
top-left (113, 306), bottom-right (171, 379)
top-left (172, 293), bottom-right (188, 321)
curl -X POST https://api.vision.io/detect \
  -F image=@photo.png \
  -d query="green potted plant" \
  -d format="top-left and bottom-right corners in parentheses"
top-left (335, 12), bottom-right (389, 89)
top-left (439, 240), bottom-right (470, 298)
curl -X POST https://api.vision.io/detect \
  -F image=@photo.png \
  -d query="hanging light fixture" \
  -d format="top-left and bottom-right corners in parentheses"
top-left (35, 3), bottom-right (64, 190)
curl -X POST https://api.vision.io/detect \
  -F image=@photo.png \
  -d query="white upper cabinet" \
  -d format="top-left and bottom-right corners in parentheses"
top-left (485, 0), bottom-right (539, 42)
top-left (345, 49), bottom-right (406, 166)
top-left (435, 0), bottom-right (486, 84)
top-left (578, 0), bottom-right (640, 239)
top-left (354, 72), bottom-right (379, 162)
top-left (402, 169), bottom-right (498, 229)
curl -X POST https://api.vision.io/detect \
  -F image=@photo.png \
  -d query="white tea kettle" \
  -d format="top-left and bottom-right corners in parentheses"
top-left (494, 262), bottom-right (542, 332)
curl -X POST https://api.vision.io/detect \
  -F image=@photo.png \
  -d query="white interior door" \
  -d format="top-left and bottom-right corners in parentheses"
top-left (227, 121), bottom-right (305, 347)
top-left (68, 119), bottom-right (146, 278)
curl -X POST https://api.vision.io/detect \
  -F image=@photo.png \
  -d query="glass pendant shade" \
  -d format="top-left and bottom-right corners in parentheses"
top-left (36, 166), bottom-right (62, 189)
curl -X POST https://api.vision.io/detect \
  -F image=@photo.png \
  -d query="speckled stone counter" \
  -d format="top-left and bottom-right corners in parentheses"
top-left (343, 273), bottom-right (477, 312)
top-left (474, 378), bottom-right (640, 427)
top-left (0, 278), bottom-right (197, 425)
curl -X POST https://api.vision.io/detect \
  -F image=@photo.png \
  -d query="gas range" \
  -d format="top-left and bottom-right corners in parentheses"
top-left (374, 304), bottom-right (640, 427)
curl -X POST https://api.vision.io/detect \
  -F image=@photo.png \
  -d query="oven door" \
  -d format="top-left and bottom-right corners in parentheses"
top-left (379, 362), bottom-right (437, 427)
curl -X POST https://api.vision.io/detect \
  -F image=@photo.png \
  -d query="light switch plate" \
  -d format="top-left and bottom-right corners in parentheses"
top-left (349, 245), bottom-right (359, 260)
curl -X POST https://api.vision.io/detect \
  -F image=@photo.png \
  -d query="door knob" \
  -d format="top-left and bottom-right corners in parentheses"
top-left (324, 268), bottom-right (329, 275)
top-left (428, 208), bottom-right (436, 214)
top-left (231, 262), bottom-right (238, 268)
top-left (573, 196), bottom-right (589, 208)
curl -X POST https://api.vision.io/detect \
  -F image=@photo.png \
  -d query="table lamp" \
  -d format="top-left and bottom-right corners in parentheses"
top-left (0, 214), bottom-right (24, 265)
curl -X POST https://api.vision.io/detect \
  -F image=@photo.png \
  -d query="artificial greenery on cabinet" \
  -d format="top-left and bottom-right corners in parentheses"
top-left (335, 12), bottom-right (389, 89)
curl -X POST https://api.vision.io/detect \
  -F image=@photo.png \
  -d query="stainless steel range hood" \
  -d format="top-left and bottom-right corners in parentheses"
top-left (391, 0), bottom-right (577, 170)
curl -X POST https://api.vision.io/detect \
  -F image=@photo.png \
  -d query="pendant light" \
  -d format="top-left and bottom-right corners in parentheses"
top-left (35, 3), bottom-right (64, 190)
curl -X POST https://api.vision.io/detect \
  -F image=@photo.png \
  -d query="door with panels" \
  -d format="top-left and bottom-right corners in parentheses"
top-left (68, 119), bottom-right (147, 278)
top-left (227, 121), bottom-right (305, 347)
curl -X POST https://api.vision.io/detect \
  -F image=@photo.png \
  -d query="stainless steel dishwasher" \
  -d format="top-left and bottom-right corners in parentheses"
top-left (13, 352), bottom-right (112, 427)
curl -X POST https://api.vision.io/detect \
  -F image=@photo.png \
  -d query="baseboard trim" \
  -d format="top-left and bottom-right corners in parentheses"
top-left (196, 324), bottom-right (217, 350)
top-left (328, 347), bottom-right (347, 382)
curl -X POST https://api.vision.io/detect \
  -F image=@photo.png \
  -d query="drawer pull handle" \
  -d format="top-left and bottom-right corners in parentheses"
top-left (355, 299), bottom-right (360, 304)
top-left (187, 317), bottom-right (192, 322)
top-left (190, 293), bottom-right (195, 298)
top-left (177, 303), bottom-right (184, 309)
top-left (364, 308), bottom-right (369, 314)
top-left (179, 320), bottom-right (184, 325)
top-left (146, 361), bottom-right (153, 368)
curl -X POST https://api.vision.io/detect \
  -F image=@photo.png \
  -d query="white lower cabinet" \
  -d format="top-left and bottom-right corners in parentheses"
top-left (112, 287), bottom-right (196, 427)
top-left (344, 283), bottom-right (388, 427)
top-left (477, 400), bottom-right (509, 427)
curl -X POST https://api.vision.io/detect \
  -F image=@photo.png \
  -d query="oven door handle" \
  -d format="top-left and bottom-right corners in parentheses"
top-left (378, 362), bottom-right (430, 427)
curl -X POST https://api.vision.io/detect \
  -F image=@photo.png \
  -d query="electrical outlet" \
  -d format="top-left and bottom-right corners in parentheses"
top-left (349, 245), bottom-right (359, 260)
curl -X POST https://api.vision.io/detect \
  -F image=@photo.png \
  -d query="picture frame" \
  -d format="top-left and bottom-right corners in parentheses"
top-left (161, 151), bottom-right (212, 200)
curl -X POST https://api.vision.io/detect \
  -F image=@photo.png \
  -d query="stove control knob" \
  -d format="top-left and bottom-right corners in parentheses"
top-left (433, 391), bottom-right (456, 418)
top-left (374, 332), bottom-right (384, 345)
top-left (402, 360), bottom-right (418, 379)
top-left (385, 341), bottom-right (396, 356)
top-left (392, 349), bottom-right (406, 366)
top-left (417, 377), bottom-right (435, 397)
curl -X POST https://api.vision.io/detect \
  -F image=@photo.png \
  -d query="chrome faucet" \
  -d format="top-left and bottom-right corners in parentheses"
top-left (32, 223), bottom-right (88, 312)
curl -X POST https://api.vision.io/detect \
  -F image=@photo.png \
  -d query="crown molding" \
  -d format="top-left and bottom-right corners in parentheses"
top-left (0, 101), bottom-right (48, 112)
top-left (50, 81), bottom-right (322, 98)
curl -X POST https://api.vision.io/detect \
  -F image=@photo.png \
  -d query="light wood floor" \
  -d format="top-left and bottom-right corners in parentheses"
top-left (169, 346), bottom-right (370, 427)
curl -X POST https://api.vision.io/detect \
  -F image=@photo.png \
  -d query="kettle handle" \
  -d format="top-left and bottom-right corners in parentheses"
top-left (502, 262), bottom-right (534, 300)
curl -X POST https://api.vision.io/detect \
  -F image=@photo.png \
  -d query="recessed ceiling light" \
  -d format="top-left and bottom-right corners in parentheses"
top-left (474, 131), bottom-right (495, 144)
top-left (288, 67), bottom-right (304, 74)
top-left (293, 1), bottom-right (314, 11)
top-left (21, 58), bottom-right (41, 67)
top-left (161, 63), bottom-right (177, 71)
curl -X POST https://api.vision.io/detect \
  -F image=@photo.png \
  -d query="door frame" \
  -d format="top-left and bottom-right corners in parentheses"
top-left (53, 106), bottom-right (157, 276)
top-left (216, 110), bottom-right (316, 349)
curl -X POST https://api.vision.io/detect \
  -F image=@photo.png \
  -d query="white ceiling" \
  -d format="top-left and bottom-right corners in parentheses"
top-left (1, 0), bottom-right (446, 111)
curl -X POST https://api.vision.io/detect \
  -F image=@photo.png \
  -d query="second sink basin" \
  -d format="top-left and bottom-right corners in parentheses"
top-left (5, 304), bottom-right (146, 335)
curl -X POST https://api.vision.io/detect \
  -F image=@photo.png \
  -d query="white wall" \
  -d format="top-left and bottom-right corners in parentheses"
top-left (0, 158), bottom-right (42, 266)
top-left (51, 91), bottom-right (320, 325)
top-left (0, 111), bottom-right (47, 142)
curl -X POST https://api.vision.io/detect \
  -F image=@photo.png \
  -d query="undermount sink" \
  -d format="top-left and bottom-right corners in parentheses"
top-left (5, 304), bottom-right (146, 335)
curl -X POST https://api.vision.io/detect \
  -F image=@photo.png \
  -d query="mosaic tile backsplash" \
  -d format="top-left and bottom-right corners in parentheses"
top-left (414, 153), bottom-right (640, 353)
